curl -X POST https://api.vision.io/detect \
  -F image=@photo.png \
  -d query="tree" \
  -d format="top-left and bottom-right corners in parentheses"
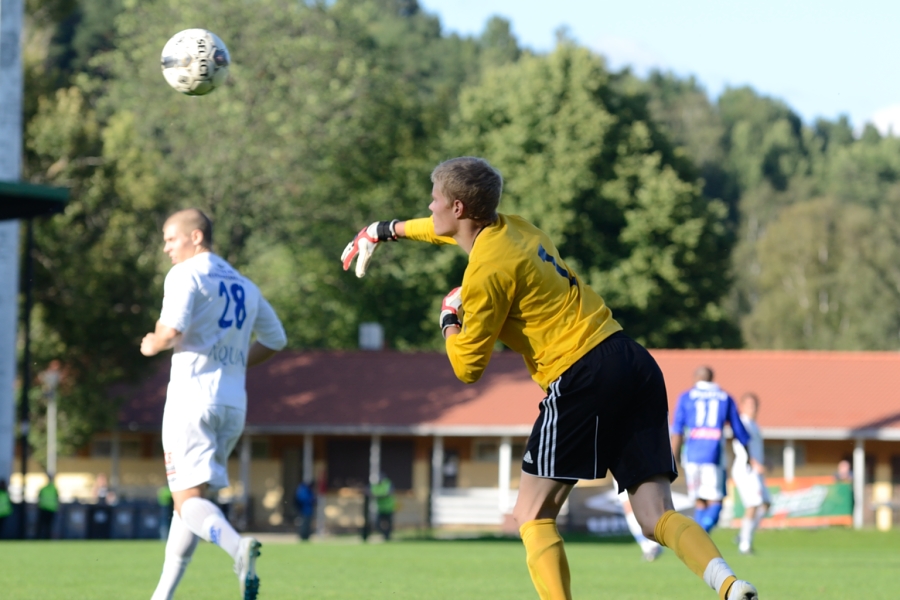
top-left (741, 194), bottom-right (900, 349)
top-left (642, 72), bottom-right (732, 209)
top-left (443, 43), bottom-right (738, 348)
top-left (24, 87), bottom-right (170, 452)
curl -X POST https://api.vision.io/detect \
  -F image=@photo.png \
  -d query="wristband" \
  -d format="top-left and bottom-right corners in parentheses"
top-left (441, 313), bottom-right (461, 335)
top-left (376, 220), bottom-right (399, 242)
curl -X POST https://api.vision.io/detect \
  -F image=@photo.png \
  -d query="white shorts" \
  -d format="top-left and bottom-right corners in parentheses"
top-left (162, 401), bottom-right (245, 492)
top-left (732, 465), bottom-right (771, 508)
top-left (684, 462), bottom-right (724, 502)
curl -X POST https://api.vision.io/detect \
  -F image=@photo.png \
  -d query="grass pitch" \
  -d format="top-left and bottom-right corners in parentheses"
top-left (0, 528), bottom-right (897, 599)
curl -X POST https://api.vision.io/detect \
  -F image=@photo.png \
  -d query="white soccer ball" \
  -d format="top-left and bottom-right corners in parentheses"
top-left (160, 29), bottom-right (230, 96)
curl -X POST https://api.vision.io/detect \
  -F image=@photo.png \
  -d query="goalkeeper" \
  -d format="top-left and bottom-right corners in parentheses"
top-left (342, 157), bottom-right (759, 600)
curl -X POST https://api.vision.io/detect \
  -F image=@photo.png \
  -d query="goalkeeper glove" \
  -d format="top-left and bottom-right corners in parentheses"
top-left (341, 220), bottom-right (398, 278)
top-left (440, 287), bottom-right (462, 335)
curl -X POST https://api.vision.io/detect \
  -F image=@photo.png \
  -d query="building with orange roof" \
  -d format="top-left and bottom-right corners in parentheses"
top-left (15, 348), bottom-right (900, 533)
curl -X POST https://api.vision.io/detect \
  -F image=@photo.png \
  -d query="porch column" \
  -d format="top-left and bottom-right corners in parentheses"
top-left (498, 436), bottom-right (512, 513)
top-left (110, 429), bottom-right (120, 490)
top-left (431, 435), bottom-right (444, 495)
top-left (239, 434), bottom-right (251, 530)
top-left (430, 435), bottom-right (444, 527)
top-left (302, 433), bottom-right (314, 484)
top-left (369, 435), bottom-right (382, 528)
top-left (369, 434), bottom-right (381, 485)
top-left (783, 439), bottom-right (795, 483)
top-left (853, 438), bottom-right (865, 530)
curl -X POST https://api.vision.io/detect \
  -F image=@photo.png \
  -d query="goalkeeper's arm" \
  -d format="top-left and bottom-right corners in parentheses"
top-left (341, 217), bottom-right (455, 278)
top-left (341, 220), bottom-right (402, 278)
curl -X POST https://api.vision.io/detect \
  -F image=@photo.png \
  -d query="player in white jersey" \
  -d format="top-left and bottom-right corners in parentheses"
top-left (731, 393), bottom-right (770, 555)
top-left (141, 209), bottom-right (287, 600)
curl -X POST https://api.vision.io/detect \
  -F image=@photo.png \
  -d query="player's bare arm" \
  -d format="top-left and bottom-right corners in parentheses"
top-left (140, 321), bottom-right (181, 356)
top-left (246, 341), bottom-right (279, 367)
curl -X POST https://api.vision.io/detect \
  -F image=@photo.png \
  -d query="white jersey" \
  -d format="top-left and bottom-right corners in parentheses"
top-left (159, 252), bottom-right (286, 408)
top-left (732, 415), bottom-right (764, 472)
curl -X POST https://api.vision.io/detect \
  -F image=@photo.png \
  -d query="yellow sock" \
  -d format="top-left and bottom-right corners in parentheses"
top-left (519, 518), bottom-right (572, 600)
top-left (654, 510), bottom-right (737, 600)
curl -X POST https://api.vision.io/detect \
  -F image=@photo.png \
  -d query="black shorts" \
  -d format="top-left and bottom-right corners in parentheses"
top-left (522, 332), bottom-right (678, 492)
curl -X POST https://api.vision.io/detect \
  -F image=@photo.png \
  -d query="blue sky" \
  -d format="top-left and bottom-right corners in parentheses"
top-left (418, 0), bottom-right (900, 133)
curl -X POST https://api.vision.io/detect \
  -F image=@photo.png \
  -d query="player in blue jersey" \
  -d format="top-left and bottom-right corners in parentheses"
top-left (671, 366), bottom-right (754, 532)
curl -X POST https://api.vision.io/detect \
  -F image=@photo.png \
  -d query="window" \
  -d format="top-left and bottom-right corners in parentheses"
top-left (381, 440), bottom-right (414, 491)
top-left (251, 440), bottom-right (269, 460)
top-left (512, 443), bottom-right (526, 462)
top-left (327, 439), bottom-right (370, 490)
top-left (440, 450), bottom-right (459, 488)
top-left (763, 441), bottom-right (806, 470)
top-left (91, 440), bottom-right (111, 458)
top-left (473, 439), bottom-right (499, 462)
top-left (119, 440), bottom-right (141, 458)
top-left (325, 439), bottom-right (414, 491)
top-left (473, 439), bottom-right (524, 463)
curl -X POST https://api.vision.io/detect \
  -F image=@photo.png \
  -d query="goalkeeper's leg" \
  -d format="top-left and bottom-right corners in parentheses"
top-left (513, 473), bottom-right (574, 600)
top-left (629, 476), bottom-right (758, 600)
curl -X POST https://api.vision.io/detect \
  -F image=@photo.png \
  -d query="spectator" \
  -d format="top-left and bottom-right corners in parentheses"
top-left (370, 474), bottom-right (396, 541)
top-left (0, 479), bottom-right (11, 538)
top-left (93, 472), bottom-right (109, 504)
top-left (294, 481), bottom-right (317, 541)
top-left (835, 459), bottom-right (853, 483)
top-left (158, 485), bottom-right (174, 540)
top-left (38, 474), bottom-right (59, 539)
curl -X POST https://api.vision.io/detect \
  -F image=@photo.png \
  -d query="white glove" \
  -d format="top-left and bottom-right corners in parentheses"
top-left (341, 220), bottom-right (398, 278)
top-left (440, 287), bottom-right (462, 334)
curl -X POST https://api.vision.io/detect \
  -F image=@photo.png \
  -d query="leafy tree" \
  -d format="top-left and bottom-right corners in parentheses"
top-left (741, 193), bottom-right (900, 349)
top-left (642, 72), bottom-right (733, 209)
top-left (24, 87), bottom-right (170, 453)
top-left (443, 43), bottom-right (738, 348)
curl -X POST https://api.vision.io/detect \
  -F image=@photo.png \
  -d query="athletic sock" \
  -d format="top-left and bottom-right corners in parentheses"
top-left (180, 497), bottom-right (242, 562)
top-left (654, 510), bottom-right (737, 600)
top-left (693, 506), bottom-right (708, 527)
top-left (752, 509), bottom-right (765, 531)
top-left (702, 503), bottom-right (723, 532)
top-left (739, 517), bottom-right (753, 549)
top-left (625, 509), bottom-right (659, 555)
top-left (151, 512), bottom-right (199, 600)
top-left (519, 518), bottom-right (572, 600)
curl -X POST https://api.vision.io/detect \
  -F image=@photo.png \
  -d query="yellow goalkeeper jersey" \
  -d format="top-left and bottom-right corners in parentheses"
top-left (405, 214), bottom-right (622, 391)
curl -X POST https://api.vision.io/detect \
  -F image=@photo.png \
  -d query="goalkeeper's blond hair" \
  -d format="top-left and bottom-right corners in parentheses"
top-left (431, 157), bottom-right (502, 225)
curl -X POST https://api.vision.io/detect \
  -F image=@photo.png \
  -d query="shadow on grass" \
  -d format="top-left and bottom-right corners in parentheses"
top-left (391, 530), bottom-right (636, 545)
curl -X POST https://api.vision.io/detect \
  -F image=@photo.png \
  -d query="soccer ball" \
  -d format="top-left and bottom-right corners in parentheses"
top-left (160, 29), bottom-right (230, 96)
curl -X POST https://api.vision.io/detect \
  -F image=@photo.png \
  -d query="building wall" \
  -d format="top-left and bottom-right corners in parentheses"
top-left (28, 432), bottom-right (900, 530)
top-left (10, 454), bottom-right (284, 530)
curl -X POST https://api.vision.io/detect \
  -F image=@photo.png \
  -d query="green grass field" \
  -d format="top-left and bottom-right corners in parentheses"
top-left (0, 528), bottom-right (897, 599)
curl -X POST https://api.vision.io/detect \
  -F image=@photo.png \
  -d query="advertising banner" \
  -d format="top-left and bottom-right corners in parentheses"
top-left (731, 476), bottom-right (853, 528)
top-left (567, 485), bottom-right (693, 536)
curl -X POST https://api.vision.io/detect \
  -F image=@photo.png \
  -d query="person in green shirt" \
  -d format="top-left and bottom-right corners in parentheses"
top-left (0, 479), bottom-right (12, 539)
top-left (38, 474), bottom-right (59, 539)
top-left (371, 474), bottom-right (396, 541)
